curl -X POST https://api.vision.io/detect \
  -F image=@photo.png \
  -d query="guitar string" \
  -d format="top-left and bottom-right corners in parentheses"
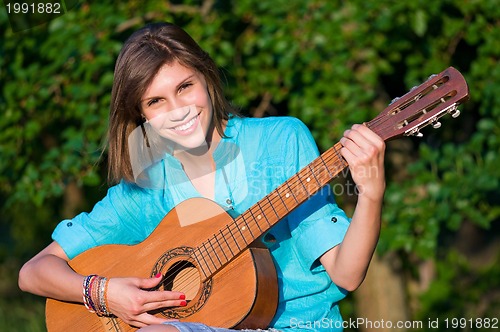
top-left (365, 81), bottom-right (455, 131)
top-left (367, 96), bottom-right (456, 137)
top-left (161, 149), bottom-right (345, 294)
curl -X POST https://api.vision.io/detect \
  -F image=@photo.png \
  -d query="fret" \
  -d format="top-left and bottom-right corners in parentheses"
top-left (219, 229), bottom-right (236, 257)
top-left (226, 224), bottom-right (241, 251)
top-left (332, 143), bottom-right (347, 169)
top-left (253, 213), bottom-right (264, 233)
top-left (240, 212), bottom-right (256, 239)
top-left (201, 242), bottom-right (217, 273)
top-left (308, 164), bottom-right (322, 186)
top-left (296, 171), bottom-right (311, 198)
top-left (284, 179), bottom-right (300, 204)
top-left (235, 219), bottom-right (249, 246)
top-left (207, 237), bottom-right (223, 267)
top-left (251, 203), bottom-right (265, 232)
top-left (235, 216), bottom-right (255, 246)
top-left (214, 233), bottom-right (229, 262)
top-left (319, 153), bottom-right (334, 178)
top-left (258, 200), bottom-right (273, 227)
top-left (297, 168), bottom-right (320, 203)
top-left (264, 196), bottom-right (280, 220)
top-left (273, 188), bottom-right (290, 214)
top-left (287, 175), bottom-right (304, 203)
top-left (193, 248), bottom-right (210, 279)
top-left (276, 184), bottom-right (295, 212)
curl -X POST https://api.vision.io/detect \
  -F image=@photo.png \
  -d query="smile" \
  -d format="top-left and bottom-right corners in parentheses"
top-left (171, 113), bottom-right (200, 133)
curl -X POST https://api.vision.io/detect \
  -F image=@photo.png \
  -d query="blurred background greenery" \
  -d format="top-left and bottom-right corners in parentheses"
top-left (1, 0), bottom-right (499, 331)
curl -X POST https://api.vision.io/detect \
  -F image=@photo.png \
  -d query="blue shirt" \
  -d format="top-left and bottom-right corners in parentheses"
top-left (53, 116), bottom-right (351, 331)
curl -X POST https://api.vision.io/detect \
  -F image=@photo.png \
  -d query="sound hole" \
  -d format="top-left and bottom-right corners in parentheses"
top-left (162, 261), bottom-right (201, 301)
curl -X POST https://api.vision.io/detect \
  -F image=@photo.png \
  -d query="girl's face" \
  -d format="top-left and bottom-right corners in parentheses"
top-left (141, 61), bottom-right (214, 151)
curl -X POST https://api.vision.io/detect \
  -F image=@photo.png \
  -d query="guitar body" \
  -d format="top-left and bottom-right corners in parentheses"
top-left (46, 198), bottom-right (278, 331)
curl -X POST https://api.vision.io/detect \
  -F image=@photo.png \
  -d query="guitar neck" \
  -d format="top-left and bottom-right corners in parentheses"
top-left (194, 142), bottom-right (348, 279)
top-left (194, 67), bottom-right (470, 280)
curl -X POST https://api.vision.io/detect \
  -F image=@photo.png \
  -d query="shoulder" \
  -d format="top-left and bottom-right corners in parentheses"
top-left (109, 179), bottom-right (143, 196)
top-left (103, 179), bottom-right (155, 209)
top-left (232, 116), bottom-right (311, 138)
top-left (231, 116), bottom-right (319, 162)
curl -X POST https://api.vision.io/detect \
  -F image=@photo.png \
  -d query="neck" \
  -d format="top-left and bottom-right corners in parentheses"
top-left (175, 119), bottom-right (226, 160)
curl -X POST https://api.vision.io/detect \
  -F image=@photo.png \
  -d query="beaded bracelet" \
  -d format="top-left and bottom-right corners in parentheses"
top-left (82, 274), bottom-right (97, 313)
top-left (82, 274), bottom-right (111, 316)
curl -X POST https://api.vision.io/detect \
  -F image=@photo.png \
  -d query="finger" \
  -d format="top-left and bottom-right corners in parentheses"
top-left (142, 298), bottom-right (187, 312)
top-left (342, 125), bottom-right (378, 151)
top-left (340, 133), bottom-right (364, 158)
top-left (340, 133), bottom-right (368, 161)
top-left (341, 127), bottom-right (384, 160)
top-left (350, 124), bottom-right (385, 150)
top-left (142, 289), bottom-right (186, 303)
top-left (137, 273), bottom-right (164, 290)
top-left (339, 144), bottom-right (357, 166)
top-left (128, 312), bottom-right (174, 328)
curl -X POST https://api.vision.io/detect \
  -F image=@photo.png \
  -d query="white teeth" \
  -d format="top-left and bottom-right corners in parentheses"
top-left (174, 115), bottom-right (198, 131)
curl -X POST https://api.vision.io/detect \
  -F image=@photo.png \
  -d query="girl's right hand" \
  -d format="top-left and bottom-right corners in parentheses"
top-left (106, 274), bottom-right (186, 328)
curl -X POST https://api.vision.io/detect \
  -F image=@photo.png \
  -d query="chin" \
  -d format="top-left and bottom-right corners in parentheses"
top-left (168, 134), bottom-right (209, 152)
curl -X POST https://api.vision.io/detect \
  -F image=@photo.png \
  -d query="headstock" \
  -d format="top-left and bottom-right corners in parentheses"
top-left (368, 67), bottom-right (470, 141)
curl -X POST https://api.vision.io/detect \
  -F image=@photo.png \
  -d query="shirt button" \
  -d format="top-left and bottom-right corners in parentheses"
top-left (226, 198), bottom-right (232, 205)
top-left (331, 217), bottom-right (337, 223)
top-left (67, 222), bottom-right (73, 227)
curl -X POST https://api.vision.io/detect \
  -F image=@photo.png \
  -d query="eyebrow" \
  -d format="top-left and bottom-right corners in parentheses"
top-left (141, 74), bottom-right (196, 103)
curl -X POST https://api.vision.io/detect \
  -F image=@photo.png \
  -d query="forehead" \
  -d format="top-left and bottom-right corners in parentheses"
top-left (145, 62), bottom-right (196, 91)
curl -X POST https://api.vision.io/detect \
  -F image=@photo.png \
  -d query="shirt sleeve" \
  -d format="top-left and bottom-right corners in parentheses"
top-left (280, 117), bottom-right (351, 270)
top-left (52, 181), bottom-right (157, 259)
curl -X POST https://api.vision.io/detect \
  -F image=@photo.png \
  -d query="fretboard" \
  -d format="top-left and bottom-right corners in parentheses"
top-left (194, 142), bottom-right (348, 280)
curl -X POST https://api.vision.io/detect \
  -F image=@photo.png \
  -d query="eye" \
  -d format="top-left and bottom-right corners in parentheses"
top-left (147, 98), bottom-right (160, 107)
top-left (178, 82), bottom-right (193, 93)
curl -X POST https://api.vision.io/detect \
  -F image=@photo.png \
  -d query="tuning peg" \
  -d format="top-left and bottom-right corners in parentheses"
top-left (407, 127), bottom-right (424, 137)
top-left (431, 119), bottom-right (442, 129)
top-left (389, 96), bottom-right (400, 105)
top-left (427, 74), bottom-right (437, 81)
top-left (451, 109), bottom-right (461, 118)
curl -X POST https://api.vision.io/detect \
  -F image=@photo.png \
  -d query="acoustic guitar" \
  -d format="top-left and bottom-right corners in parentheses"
top-left (46, 67), bottom-right (469, 331)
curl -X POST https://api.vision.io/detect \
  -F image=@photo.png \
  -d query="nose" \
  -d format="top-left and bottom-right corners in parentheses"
top-left (168, 104), bottom-right (192, 122)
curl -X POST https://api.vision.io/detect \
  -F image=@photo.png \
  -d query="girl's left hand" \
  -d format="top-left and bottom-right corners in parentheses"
top-left (339, 124), bottom-right (386, 202)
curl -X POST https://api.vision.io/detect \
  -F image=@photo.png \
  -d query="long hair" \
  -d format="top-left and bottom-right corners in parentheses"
top-left (107, 22), bottom-right (237, 184)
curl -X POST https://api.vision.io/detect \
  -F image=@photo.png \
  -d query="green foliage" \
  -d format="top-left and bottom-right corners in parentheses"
top-left (0, 295), bottom-right (45, 332)
top-left (1, 0), bottom-right (499, 329)
top-left (377, 0), bottom-right (500, 258)
top-left (416, 251), bottom-right (500, 326)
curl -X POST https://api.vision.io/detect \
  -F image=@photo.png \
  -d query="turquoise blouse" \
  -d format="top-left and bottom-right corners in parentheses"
top-left (53, 116), bottom-right (351, 331)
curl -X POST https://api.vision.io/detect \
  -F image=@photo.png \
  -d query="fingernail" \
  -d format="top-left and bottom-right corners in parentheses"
top-left (180, 300), bottom-right (187, 306)
top-left (179, 294), bottom-right (186, 300)
top-left (155, 273), bottom-right (162, 278)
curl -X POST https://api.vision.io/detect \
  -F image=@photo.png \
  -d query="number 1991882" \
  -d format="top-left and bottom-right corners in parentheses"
top-left (6, 2), bottom-right (62, 14)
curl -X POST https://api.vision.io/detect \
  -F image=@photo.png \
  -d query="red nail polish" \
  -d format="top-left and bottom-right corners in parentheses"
top-left (179, 294), bottom-right (186, 300)
top-left (155, 273), bottom-right (162, 278)
top-left (180, 300), bottom-right (187, 306)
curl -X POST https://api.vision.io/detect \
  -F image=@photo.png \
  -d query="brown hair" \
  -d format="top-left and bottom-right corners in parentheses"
top-left (106, 22), bottom-right (237, 184)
